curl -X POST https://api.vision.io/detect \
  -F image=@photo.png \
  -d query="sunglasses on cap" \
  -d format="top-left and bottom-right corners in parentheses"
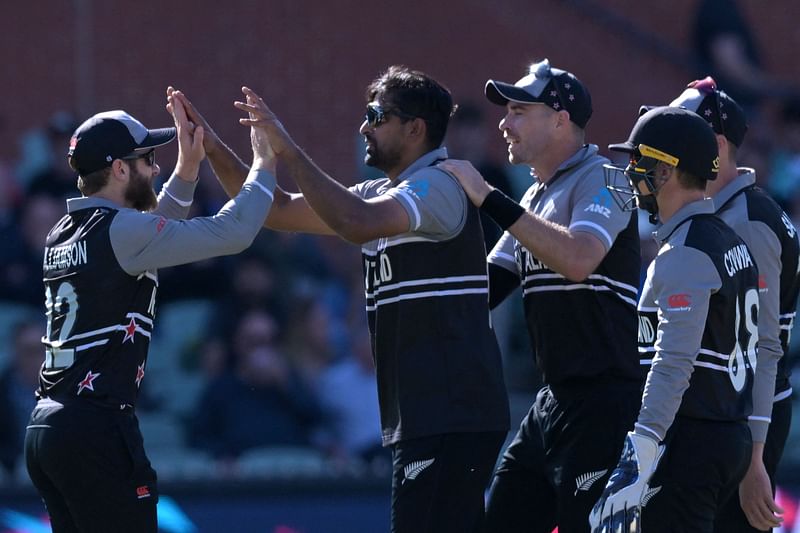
top-left (121, 149), bottom-right (156, 167)
top-left (364, 103), bottom-right (415, 128)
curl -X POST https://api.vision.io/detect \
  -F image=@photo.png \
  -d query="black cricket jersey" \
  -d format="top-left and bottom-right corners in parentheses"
top-left (353, 148), bottom-right (510, 446)
top-left (636, 199), bottom-right (759, 441)
top-left (36, 169), bottom-right (276, 411)
top-left (488, 145), bottom-right (641, 386)
top-left (713, 169), bottom-right (800, 442)
top-left (40, 206), bottom-right (155, 409)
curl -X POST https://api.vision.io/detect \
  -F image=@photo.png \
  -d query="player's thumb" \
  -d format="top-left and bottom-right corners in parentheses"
top-left (193, 126), bottom-right (205, 151)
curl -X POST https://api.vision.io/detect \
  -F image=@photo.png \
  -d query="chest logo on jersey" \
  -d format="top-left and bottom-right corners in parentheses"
top-left (583, 188), bottom-right (613, 218)
top-left (365, 254), bottom-right (393, 288)
top-left (665, 293), bottom-right (692, 311)
top-left (723, 244), bottom-right (754, 277)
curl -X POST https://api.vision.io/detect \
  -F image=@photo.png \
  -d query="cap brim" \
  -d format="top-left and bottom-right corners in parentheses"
top-left (134, 127), bottom-right (177, 152)
top-left (485, 80), bottom-right (538, 106)
top-left (608, 142), bottom-right (636, 153)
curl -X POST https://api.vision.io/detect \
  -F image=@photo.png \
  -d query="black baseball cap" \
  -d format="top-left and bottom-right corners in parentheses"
top-left (609, 106), bottom-right (720, 181)
top-left (668, 76), bottom-right (748, 147)
top-left (485, 59), bottom-right (593, 128)
top-left (68, 110), bottom-right (176, 175)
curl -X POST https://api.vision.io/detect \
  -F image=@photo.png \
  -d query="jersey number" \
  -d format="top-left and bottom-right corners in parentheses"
top-left (728, 288), bottom-right (758, 392)
top-left (44, 281), bottom-right (79, 369)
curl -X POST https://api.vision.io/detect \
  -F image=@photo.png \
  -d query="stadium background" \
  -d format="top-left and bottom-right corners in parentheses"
top-left (2, 1), bottom-right (800, 531)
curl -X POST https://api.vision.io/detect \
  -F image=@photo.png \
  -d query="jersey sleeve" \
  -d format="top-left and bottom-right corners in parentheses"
top-left (568, 164), bottom-right (632, 251)
top-left (634, 245), bottom-right (722, 442)
top-left (744, 220), bottom-right (783, 442)
top-left (151, 173), bottom-right (198, 219)
top-left (110, 169), bottom-right (276, 275)
top-left (385, 167), bottom-right (467, 239)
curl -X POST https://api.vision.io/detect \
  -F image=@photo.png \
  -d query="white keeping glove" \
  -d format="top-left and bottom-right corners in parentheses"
top-left (589, 432), bottom-right (665, 533)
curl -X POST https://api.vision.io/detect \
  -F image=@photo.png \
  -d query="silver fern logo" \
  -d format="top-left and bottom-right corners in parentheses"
top-left (402, 458), bottom-right (435, 484)
top-left (641, 486), bottom-right (661, 507)
top-left (574, 469), bottom-right (609, 495)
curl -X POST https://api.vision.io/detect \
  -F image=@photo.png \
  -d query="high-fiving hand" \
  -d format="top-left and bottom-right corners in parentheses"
top-left (234, 86), bottom-right (297, 172)
top-left (166, 87), bottom-right (205, 182)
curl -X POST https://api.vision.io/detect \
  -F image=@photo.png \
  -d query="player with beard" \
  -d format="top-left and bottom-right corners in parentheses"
top-left (172, 67), bottom-right (510, 533)
top-left (24, 91), bottom-right (277, 532)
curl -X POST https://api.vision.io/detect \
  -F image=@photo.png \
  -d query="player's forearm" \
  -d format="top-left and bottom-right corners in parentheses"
top-left (280, 146), bottom-right (369, 241)
top-left (207, 139), bottom-right (251, 199)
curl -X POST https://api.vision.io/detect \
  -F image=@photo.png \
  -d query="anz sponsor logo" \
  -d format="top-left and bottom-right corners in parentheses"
top-left (365, 254), bottom-right (393, 288)
top-left (583, 188), bottom-right (613, 218)
top-left (638, 314), bottom-right (656, 344)
top-left (723, 244), bottom-right (754, 277)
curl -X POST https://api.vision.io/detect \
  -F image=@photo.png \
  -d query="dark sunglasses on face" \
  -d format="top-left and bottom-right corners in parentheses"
top-left (121, 149), bottom-right (156, 167)
top-left (364, 103), bottom-right (414, 127)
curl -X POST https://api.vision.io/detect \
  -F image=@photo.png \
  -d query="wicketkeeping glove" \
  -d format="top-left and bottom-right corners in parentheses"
top-left (589, 432), bottom-right (665, 533)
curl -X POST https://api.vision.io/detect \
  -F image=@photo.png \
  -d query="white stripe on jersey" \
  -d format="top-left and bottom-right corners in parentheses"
top-left (75, 339), bottom-right (110, 352)
top-left (639, 306), bottom-right (659, 313)
top-left (488, 250), bottom-right (516, 264)
top-left (774, 388), bottom-right (792, 402)
top-left (640, 359), bottom-right (652, 365)
top-left (748, 415), bottom-right (771, 423)
top-left (698, 348), bottom-right (730, 361)
top-left (638, 346), bottom-right (656, 354)
top-left (523, 283), bottom-right (637, 307)
top-left (371, 275), bottom-right (488, 297)
top-left (366, 287), bottom-right (489, 310)
top-left (393, 188), bottom-right (422, 230)
top-left (569, 220), bottom-right (613, 249)
top-left (127, 312), bottom-right (153, 326)
top-left (384, 234), bottom-right (441, 247)
top-left (694, 361), bottom-right (728, 372)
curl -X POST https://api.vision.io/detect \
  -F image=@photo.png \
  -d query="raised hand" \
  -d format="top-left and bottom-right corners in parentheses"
top-left (234, 86), bottom-right (297, 165)
top-left (167, 89), bottom-right (204, 181)
top-left (167, 87), bottom-right (222, 156)
top-left (589, 432), bottom-right (664, 533)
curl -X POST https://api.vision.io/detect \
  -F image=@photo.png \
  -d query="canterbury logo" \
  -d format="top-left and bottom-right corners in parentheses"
top-left (642, 486), bottom-right (661, 507)
top-left (574, 469), bottom-right (609, 495)
top-left (402, 458), bottom-right (435, 484)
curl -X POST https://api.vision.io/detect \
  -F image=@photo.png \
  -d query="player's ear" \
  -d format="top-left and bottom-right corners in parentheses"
top-left (110, 159), bottom-right (129, 180)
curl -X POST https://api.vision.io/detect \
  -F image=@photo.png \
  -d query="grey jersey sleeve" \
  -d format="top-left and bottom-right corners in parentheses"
top-left (568, 165), bottom-right (632, 251)
top-left (151, 173), bottom-right (197, 219)
top-left (635, 245), bottom-right (721, 442)
top-left (385, 167), bottom-right (467, 239)
top-left (110, 169), bottom-right (276, 275)
top-left (487, 231), bottom-right (518, 274)
top-left (744, 220), bottom-right (783, 442)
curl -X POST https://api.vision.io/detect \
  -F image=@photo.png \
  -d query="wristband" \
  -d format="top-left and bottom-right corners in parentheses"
top-left (480, 189), bottom-right (525, 231)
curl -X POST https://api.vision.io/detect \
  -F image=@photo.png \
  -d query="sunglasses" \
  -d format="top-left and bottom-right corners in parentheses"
top-left (364, 103), bottom-right (414, 127)
top-left (121, 149), bottom-right (156, 167)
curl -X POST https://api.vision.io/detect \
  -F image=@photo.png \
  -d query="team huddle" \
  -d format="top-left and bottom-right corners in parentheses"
top-left (23, 59), bottom-right (798, 533)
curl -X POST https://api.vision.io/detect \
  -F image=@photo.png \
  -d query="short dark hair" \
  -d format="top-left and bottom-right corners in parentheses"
top-left (366, 65), bottom-right (455, 150)
top-left (675, 167), bottom-right (707, 191)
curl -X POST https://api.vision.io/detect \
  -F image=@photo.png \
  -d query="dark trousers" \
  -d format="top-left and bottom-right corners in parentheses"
top-left (642, 416), bottom-right (752, 533)
top-left (713, 397), bottom-right (792, 532)
top-left (390, 431), bottom-right (506, 533)
top-left (24, 399), bottom-right (158, 533)
top-left (484, 379), bottom-right (642, 533)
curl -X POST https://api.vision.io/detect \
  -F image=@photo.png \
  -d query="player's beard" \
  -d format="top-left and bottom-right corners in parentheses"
top-left (125, 166), bottom-right (158, 212)
top-left (364, 135), bottom-right (403, 174)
